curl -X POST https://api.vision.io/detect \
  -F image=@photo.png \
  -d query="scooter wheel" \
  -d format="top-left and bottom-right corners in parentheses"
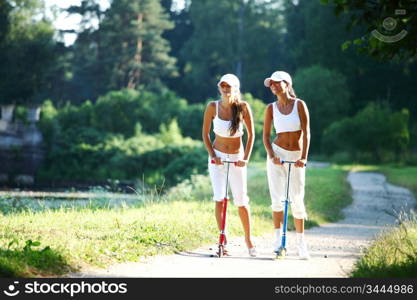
top-left (217, 245), bottom-right (224, 258)
top-left (275, 247), bottom-right (287, 259)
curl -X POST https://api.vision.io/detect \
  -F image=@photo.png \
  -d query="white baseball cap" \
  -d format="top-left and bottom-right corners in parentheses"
top-left (217, 73), bottom-right (240, 89)
top-left (264, 71), bottom-right (292, 87)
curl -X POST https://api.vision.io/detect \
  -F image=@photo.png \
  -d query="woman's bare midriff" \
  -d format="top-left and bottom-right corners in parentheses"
top-left (273, 130), bottom-right (302, 151)
top-left (213, 135), bottom-right (242, 154)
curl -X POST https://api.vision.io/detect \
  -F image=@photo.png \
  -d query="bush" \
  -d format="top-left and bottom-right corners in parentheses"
top-left (322, 103), bottom-right (410, 163)
top-left (58, 100), bottom-right (95, 130)
top-left (90, 89), bottom-right (189, 137)
top-left (91, 89), bottom-right (142, 137)
top-left (37, 94), bottom-right (204, 187)
top-left (294, 65), bottom-right (351, 153)
top-left (243, 93), bottom-right (267, 160)
top-left (38, 100), bottom-right (60, 148)
top-left (329, 151), bottom-right (352, 165)
top-left (176, 103), bottom-right (205, 140)
top-left (407, 122), bottom-right (417, 163)
top-left (161, 146), bottom-right (208, 186)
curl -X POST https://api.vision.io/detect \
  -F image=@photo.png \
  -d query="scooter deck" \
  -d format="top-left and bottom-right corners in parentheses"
top-left (275, 246), bottom-right (287, 259)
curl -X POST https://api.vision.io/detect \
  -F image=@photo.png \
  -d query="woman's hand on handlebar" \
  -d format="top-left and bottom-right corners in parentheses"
top-left (295, 159), bottom-right (307, 168)
top-left (212, 156), bottom-right (223, 165)
top-left (271, 156), bottom-right (283, 165)
top-left (235, 160), bottom-right (247, 167)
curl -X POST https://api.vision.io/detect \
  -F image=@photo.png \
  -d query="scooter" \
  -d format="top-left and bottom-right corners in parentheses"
top-left (211, 159), bottom-right (237, 258)
top-left (275, 160), bottom-right (306, 259)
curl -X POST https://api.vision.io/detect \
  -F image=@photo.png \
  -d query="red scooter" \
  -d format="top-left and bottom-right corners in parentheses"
top-left (211, 159), bottom-right (237, 257)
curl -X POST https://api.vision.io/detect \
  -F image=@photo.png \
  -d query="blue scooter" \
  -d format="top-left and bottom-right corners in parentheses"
top-left (275, 160), bottom-right (306, 259)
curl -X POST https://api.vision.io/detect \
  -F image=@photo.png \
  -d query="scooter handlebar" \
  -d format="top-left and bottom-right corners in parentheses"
top-left (280, 160), bottom-right (307, 167)
top-left (211, 159), bottom-right (237, 166)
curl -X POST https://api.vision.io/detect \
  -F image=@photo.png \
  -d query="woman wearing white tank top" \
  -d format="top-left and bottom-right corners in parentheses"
top-left (202, 73), bottom-right (256, 257)
top-left (262, 71), bottom-right (311, 259)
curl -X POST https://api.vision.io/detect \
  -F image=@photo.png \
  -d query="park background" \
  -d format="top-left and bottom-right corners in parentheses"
top-left (0, 0), bottom-right (416, 278)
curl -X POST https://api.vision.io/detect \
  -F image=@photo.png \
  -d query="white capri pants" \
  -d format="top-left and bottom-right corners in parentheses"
top-left (266, 144), bottom-right (307, 219)
top-left (208, 148), bottom-right (250, 207)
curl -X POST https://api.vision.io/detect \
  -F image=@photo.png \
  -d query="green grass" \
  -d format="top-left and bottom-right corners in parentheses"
top-left (378, 166), bottom-right (417, 199)
top-left (349, 165), bottom-right (417, 277)
top-left (342, 164), bottom-right (417, 200)
top-left (304, 165), bottom-right (352, 225)
top-left (0, 162), bottom-right (350, 277)
top-left (0, 240), bottom-right (70, 277)
top-left (351, 213), bottom-right (417, 277)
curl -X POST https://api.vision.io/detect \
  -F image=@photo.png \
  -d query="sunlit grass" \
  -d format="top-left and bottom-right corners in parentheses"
top-left (350, 165), bottom-right (417, 277)
top-left (351, 212), bottom-right (417, 277)
top-left (0, 163), bottom-right (350, 277)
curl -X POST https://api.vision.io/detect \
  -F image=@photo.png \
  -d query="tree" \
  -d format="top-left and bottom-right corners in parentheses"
top-left (321, 0), bottom-right (417, 61)
top-left (294, 65), bottom-right (351, 153)
top-left (0, 0), bottom-right (56, 106)
top-left (284, 0), bottom-right (358, 72)
top-left (161, 0), bottom-right (194, 100)
top-left (0, 1), bottom-right (11, 44)
top-left (283, 0), bottom-right (417, 117)
top-left (322, 103), bottom-right (410, 162)
top-left (181, 0), bottom-right (286, 103)
top-left (65, 0), bottom-right (107, 103)
top-left (99, 0), bottom-right (177, 91)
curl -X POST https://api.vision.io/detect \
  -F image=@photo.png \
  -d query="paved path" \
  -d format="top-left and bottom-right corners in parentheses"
top-left (69, 171), bottom-right (416, 278)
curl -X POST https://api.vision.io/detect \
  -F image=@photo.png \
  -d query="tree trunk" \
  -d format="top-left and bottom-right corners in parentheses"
top-left (127, 13), bottom-right (143, 89)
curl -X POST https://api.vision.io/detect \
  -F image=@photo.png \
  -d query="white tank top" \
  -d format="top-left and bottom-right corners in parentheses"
top-left (272, 99), bottom-right (301, 134)
top-left (213, 101), bottom-right (244, 138)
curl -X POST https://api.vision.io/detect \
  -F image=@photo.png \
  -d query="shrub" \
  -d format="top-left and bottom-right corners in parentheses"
top-left (38, 94), bottom-right (204, 187)
top-left (243, 93), bottom-right (267, 160)
top-left (322, 103), bottom-right (410, 163)
top-left (294, 65), bottom-right (351, 153)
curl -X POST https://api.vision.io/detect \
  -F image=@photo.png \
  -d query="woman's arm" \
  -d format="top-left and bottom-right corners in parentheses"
top-left (296, 100), bottom-right (310, 167)
top-left (263, 104), bottom-right (282, 165)
top-left (263, 104), bottom-right (275, 159)
top-left (241, 102), bottom-right (255, 164)
top-left (202, 102), bottom-right (217, 158)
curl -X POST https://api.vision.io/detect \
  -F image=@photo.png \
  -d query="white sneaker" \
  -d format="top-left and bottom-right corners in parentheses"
top-left (273, 238), bottom-right (281, 253)
top-left (297, 240), bottom-right (311, 260)
top-left (248, 247), bottom-right (257, 257)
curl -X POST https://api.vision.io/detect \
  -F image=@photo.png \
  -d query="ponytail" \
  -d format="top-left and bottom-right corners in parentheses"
top-left (229, 88), bottom-right (243, 135)
top-left (287, 83), bottom-right (297, 99)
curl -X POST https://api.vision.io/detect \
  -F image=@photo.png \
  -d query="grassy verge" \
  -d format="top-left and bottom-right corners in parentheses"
top-left (346, 164), bottom-right (417, 199)
top-left (0, 240), bottom-right (70, 277)
top-left (378, 166), bottom-right (417, 199)
top-left (350, 165), bottom-right (417, 277)
top-left (0, 162), bottom-right (350, 277)
top-left (351, 213), bottom-right (417, 277)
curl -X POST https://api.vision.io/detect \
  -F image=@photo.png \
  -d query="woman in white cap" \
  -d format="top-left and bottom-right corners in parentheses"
top-left (262, 71), bottom-right (311, 259)
top-left (202, 73), bottom-right (256, 257)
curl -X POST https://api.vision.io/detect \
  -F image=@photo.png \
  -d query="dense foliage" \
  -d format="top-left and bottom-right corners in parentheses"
top-left (2, 0), bottom-right (417, 186)
top-left (37, 89), bottom-right (207, 187)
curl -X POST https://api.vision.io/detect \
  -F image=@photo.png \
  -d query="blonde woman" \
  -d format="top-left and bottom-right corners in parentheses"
top-left (202, 74), bottom-right (256, 257)
top-left (263, 71), bottom-right (311, 259)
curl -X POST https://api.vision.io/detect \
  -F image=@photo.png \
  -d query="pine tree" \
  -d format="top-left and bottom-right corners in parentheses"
top-left (99, 0), bottom-right (177, 91)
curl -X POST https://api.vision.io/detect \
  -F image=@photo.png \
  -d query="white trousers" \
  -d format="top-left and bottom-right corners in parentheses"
top-left (266, 144), bottom-right (307, 219)
top-left (208, 148), bottom-right (249, 207)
